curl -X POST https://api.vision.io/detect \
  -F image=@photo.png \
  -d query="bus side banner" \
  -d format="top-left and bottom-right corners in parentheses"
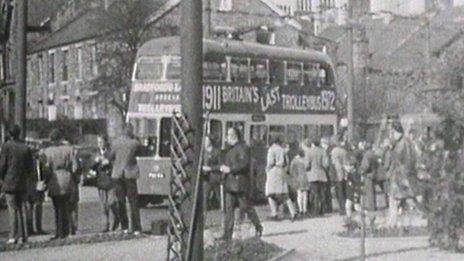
top-left (202, 83), bottom-right (336, 114)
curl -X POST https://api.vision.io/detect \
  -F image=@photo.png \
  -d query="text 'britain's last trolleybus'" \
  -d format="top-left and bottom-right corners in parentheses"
top-left (128, 36), bottom-right (338, 206)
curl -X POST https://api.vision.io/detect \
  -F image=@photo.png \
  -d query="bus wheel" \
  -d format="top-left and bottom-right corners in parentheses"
top-left (138, 195), bottom-right (151, 208)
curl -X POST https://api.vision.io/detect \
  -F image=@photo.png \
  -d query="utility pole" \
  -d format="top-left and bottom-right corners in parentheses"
top-left (204, 0), bottom-right (211, 38)
top-left (347, 0), bottom-right (355, 142)
top-left (15, 0), bottom-right (27, 139)
top-left (181, 0), bottom-right (203, 260)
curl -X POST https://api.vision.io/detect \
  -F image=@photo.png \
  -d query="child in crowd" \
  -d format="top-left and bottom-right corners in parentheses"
top-left (290, 149), bottom-right (309, 216)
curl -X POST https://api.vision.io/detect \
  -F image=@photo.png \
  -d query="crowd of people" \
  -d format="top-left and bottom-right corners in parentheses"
top-left (200, 118), bottom-right (452, 240)
top-left (0, 125), bottom-right (143, 245)
top-left (1, 118), bottom-right (452, 244)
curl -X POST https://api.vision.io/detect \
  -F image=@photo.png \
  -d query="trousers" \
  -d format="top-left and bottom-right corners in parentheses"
top-left (309, 181), bottom-right (324, 216)
top-left (52, 195), bottom-right (70, 238)
top-left (112, 178), bottom-right (141, 232)
top-left (223, 191), bottom-right (261, 240)
top-left (5, 193), bottom-right (27, 241)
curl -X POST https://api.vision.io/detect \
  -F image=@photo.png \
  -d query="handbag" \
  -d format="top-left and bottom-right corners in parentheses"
top-left (96, 168), bottom-right (113, 190)
top-left (83, 167), bottom-right (99, 187)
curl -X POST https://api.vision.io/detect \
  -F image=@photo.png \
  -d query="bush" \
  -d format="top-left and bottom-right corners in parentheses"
top-left (204, 238), bottom-right (283, 261)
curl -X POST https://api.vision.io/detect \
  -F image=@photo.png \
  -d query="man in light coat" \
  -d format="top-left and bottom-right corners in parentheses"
top-left (109, 126), bottom-right (142, 234)
top-left (42, 129), bottom-right (79, 239)
top-left (305, 138), bottom-right (329, 217)
top-left (0, 125), bottom-right (34, 244)
top-left (330, 140), bottom-right (348, 215)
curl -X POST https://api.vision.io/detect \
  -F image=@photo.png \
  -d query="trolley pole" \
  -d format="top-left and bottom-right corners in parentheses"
top-left (181, 0), bottom-right (204, 260)
top-left (15, 0), bottom-right (27, 139)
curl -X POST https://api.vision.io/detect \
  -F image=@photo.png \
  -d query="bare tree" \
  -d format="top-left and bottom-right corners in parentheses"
top-left (90, 0), bottom-right (176, 121)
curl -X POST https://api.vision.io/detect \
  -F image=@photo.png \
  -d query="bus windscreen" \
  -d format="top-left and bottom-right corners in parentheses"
top-left (135, 59), bottom-right (164, 80)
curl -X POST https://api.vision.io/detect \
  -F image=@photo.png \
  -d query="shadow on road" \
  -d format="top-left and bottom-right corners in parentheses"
top-left (336, 246), bottom-right (431, 261)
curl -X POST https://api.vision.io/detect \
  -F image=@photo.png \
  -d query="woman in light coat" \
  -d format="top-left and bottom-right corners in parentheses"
top-left (265, 135), bottom-right (297, 220)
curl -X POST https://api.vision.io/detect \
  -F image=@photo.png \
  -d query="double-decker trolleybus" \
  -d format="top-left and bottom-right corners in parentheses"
top-left (128, 36), bottom-right (337, 206)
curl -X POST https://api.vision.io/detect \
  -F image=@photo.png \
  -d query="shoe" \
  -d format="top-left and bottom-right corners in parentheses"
top-left (214, 235), bottom-right (231, 241)
top-left (267, 215), bottom-right (279, 221)
top-left (6, 238), bottom-right (16, 245)
top-left (123, 229), bottom-right (130, 234)
top-left (36, 230), bottom-right (48, 235)
top-left (290, 214), bottom-right (297, 222)
top-left (101, 228), bottom-right (110, 233)
top-left (49, 236), bottom-right (60, 241)
top-left (111, 222), bottom-right (120, 231)
top-left (133, 231), bottom-right (141, 236)
top-left (255, 225), bottom-right (263, 237)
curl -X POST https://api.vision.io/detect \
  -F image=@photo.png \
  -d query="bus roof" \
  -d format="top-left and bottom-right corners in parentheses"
top-left (137, 36), bottom-right (333, 66)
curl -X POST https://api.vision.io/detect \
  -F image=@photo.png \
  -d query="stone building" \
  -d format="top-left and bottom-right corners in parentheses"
top-left (22, 0), bottom-right (308, 139)
top-left (317, 4), bottom-right (464, 140)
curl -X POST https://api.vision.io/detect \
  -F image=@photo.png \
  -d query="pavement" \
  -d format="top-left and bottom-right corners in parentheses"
top-left (259, 213), bottom-right (464, 261)
top-left (2, 191), bottom-right (464, 260)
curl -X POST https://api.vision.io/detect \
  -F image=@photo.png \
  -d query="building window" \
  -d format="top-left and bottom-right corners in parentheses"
top-left (219, 0), bottom-right (232, 12)
top-left (76, 46), bottom-right (83, 80)
top-left (38, 54), bottom-right (43, 83)
top-left (0, 54), bottom-right (4, 80)
top-left (48, 51), bottom-right (55, 84)
top-left (90, 44), bottom-right (98, 76)
top-left (62, 49), bottom-right (69, 82)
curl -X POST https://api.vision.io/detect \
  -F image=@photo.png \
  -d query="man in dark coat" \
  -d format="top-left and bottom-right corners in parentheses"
top-left (0, 125), bottom-right (34, 244)
top-left (109, 125), bottom-right (142, 234)
top-left (218, 127), bottom-right (262, 241)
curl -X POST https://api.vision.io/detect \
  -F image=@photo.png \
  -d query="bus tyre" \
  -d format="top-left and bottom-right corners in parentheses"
top-left (138, 196), bottom-right (150, 208)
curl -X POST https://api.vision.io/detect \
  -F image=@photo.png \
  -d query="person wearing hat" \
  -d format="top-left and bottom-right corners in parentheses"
top-left (41, 128), bottom-right (79, 239)
top-left (384, 121), bottom-right (417, 227)
top-left (0, 125), bottom-right (34, 244)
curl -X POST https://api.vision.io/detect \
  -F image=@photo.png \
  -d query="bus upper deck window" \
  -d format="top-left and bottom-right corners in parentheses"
top-left (250, 59), bottom-right (269, 84)
top-left (269, 61), bottom-right (285, 84)
top-left (135, 58), bottom-right (163, 80)
top-left (166, 58), bottom-right (181, 80)
top-left (303, 63), bottom-right (319, 87)
top-left (203, 61), bottom-right (227, 81)
top-left (230, 57), bottom-right (250, 83)
top-left (319, 68), bottom-right (328, 86)
top-left (287, 62), bottom-right (302, 86)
